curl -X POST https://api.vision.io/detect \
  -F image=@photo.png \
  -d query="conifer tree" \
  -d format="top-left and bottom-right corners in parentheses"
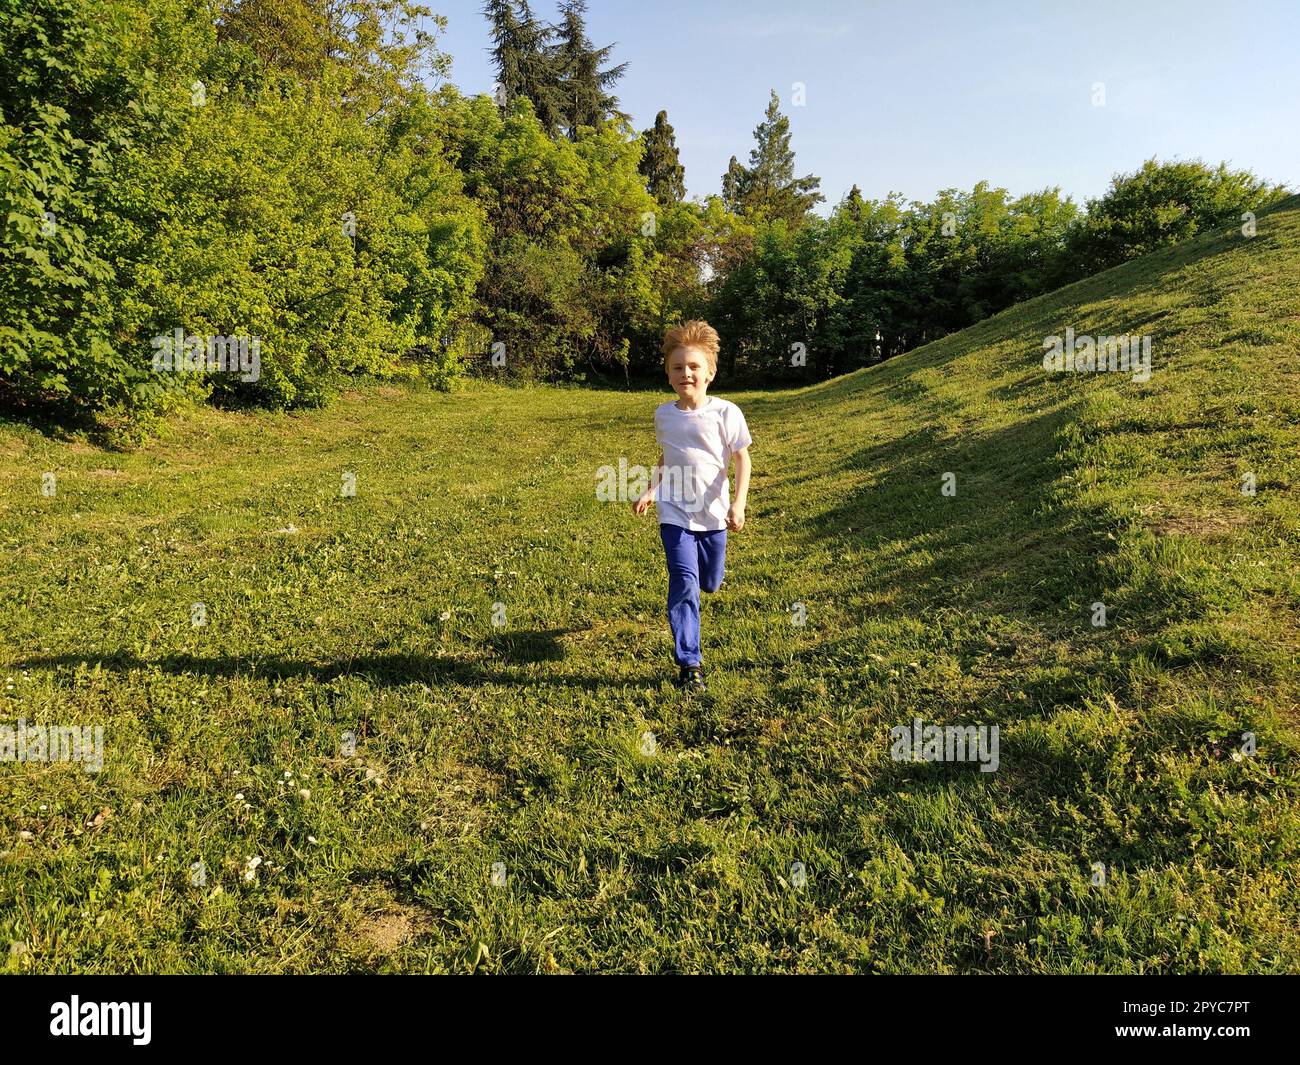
top-left (721, 90), bottom-right (823, 226)
top-left (638, 110), bottom-right (686, 205)
top-left (551, 0), bottom-right (628, 140)
top-left (844, 184), bottom-right (864, 222)
top-left (482, 0), bottom-right (562, 133)
top-left (721, 155), bottom-right (748, 214)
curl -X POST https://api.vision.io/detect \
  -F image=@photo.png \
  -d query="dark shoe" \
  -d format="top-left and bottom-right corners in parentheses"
top-left (678, 665), bottom-right (706, 693)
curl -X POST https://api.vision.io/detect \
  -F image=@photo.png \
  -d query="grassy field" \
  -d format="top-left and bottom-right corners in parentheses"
top-left (2, 197), bottom-right (1299, 974)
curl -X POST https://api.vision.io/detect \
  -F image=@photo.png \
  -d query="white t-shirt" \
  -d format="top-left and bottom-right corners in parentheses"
top-left (654, 396), bottom-right (753, 531)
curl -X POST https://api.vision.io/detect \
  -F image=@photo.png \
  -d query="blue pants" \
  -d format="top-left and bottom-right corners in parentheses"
top-left (659, 523), bottom-right (727, 668)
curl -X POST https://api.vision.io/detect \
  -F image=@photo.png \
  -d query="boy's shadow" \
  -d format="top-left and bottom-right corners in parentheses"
top-left (484, 628), bottom-right (566, 663)
top-left (14, 628), bottom-right (665, 693)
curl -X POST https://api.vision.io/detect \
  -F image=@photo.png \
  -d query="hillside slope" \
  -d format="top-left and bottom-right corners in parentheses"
top-left (1, 197), bottom-right (1297, 973)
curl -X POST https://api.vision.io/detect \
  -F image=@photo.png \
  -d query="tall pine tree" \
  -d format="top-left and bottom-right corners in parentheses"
top-left (638, 110), bottom-right (685, 205)
top-left (551, 0), bottom-right (628, 140)
top-left (721, 90), bottom-right (823, 227)
top-left (482, 0), bottom-right (562, 134)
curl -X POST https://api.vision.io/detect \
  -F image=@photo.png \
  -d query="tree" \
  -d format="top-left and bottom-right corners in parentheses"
top-left (638, 109), bottom-right (685, 206)
top-left (551, 0), bottom-right (627, 141)
top-left (1066, 157), bottom-right (1288, 275)
top-left (218, 0), bottom-right (453, 119)
top-left (843, 184), bottom-right (864, 222)
top-left (215, 0), bottom-right (333, 83)
top-left (721, 155), bottom-right (747, 214)
top-left (721, 90), bottom-right (823, 227)
top-left (709, 213), bottom-right (854, 381)
top-left (834, 191), bottom-right (908, 366)
top-left (1, 0), bottom-right (485, 424)
top-left (482, 0), bottom-right (561, 134)
top-left (447, 91), bottom-right (660, 380)
top-left (0, 0), bottom-right (210, 415)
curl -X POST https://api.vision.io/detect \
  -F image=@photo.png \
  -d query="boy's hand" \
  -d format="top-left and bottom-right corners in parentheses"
top-left (726, 502), bottom-right (745, 532)
top-left (633, 491), bottom-right (655, 516)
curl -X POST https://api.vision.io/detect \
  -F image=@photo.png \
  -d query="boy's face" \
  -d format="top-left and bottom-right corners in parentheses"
top-left (666, 346), bottom-right (715, 403)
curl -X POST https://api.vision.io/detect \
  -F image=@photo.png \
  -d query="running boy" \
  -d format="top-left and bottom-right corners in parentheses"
top-left (633, 321), bottom-right (752, 693)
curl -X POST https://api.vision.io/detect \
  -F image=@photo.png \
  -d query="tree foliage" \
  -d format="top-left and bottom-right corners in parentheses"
top-left (1, 0), bottom-right (484, 421)
top-left (721, 90), bottom-right (823, 229)
top-left (638, 109), bottom-right (685, 207)
top-left (2, 4), bottom-right (1289, 425)
top-left (1066, 157), bottom-right (1287, 274)
top-left (482, 0), bottom-right (626, 141)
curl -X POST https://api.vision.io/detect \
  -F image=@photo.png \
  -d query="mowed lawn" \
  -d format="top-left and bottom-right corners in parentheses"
top-left (2, 198), bottom-right (1299, 973)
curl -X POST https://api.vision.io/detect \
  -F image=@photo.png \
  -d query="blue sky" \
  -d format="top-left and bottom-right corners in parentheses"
top-left (427, 0), bottom-right (1299, 213)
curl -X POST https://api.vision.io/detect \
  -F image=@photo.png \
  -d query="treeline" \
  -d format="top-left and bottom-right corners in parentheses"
top-left (1, 0), bottom-right (493, 426)
top-left (1, 0), bottom-right (1290, 431)
top-left (715, 159), bottom-right (1289, 382)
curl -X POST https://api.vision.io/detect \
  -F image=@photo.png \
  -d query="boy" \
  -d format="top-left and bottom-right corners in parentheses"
top-left (633, 321), bottom-right (752, 693)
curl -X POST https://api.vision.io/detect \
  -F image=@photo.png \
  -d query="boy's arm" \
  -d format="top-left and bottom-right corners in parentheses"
top-left (633, 451), bottom-right (664, 515)
top-left (727, 447), bottom-right (751, 531)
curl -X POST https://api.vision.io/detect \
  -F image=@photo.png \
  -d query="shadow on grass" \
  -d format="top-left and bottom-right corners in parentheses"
top-left (12, 628), bottom-right (676, 694)
top-left (803, 404), bottom-right (1107, 619)
top-left (485, 628), bottom-right (567, 662)
top-left (767, 401), bottom-right (1142, 734)
top-left (0, 385), bottom-right (122, 449)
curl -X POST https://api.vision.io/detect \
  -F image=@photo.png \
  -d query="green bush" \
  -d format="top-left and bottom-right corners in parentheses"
top-left (1, 0), bottom-right (485, 424)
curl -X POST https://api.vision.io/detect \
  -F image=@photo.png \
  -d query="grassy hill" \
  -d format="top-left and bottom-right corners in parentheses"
top-left (2, 196), bottom-right (1298, 973)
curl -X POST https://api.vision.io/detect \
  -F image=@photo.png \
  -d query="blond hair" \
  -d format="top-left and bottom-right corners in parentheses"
top-left (662, 320), bottom-right (720, 373)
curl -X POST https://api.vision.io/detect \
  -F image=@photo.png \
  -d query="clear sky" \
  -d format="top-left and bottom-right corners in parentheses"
top-left (426, 0), bottom-right (1300, 213)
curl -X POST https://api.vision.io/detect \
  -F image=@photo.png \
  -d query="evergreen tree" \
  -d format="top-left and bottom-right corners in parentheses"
top-left (551, 0), bottom-right (628, 140)
top-left (844, 184), bottom-right (864, 222)
top-left (722, 90), bottom-right (823, 226)
top-left (639, 110), bottom-right (685, 205)
top-left (721, 155), bottom-right (747, 214)
top-left (482, 0), bottom-right (562, 133)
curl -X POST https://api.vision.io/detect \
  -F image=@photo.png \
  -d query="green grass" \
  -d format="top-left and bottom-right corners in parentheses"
top-left (2, 197), bottom-right (1299, 973)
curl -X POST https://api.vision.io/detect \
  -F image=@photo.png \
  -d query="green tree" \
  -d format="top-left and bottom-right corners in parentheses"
top-left (710, 214), bottom-right (852, 381)
top-left (215, 0), bottom-right (333, 83)
top-left (844, 183), bottom-right (864, 222)
top-left (0, 0), bottom-right (210, 415)
top-left (721, 90), bottom-right (823, 227)
top-left (638, 109), bottom-right (685, 206)
top-left (482, 0), bottom-right (561, 134)
top-left (1, 0), bottom-right (484, 424)
top-left (721, 154), bottom-right (747, 214)
top-left (551, 0), bottom-right (627, 141)
top-left (833, 191), bottom-right (909, 366)
top-left (1067, 158), bottom-right (1288, 274)
top-left (448, 92), bottom-right (658, 379)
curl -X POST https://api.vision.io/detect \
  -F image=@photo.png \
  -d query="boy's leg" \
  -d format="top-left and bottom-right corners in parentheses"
top-left (697, 528), bottom-right (728, 593)
top-left (659, 523), bottom-right (702, 667)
